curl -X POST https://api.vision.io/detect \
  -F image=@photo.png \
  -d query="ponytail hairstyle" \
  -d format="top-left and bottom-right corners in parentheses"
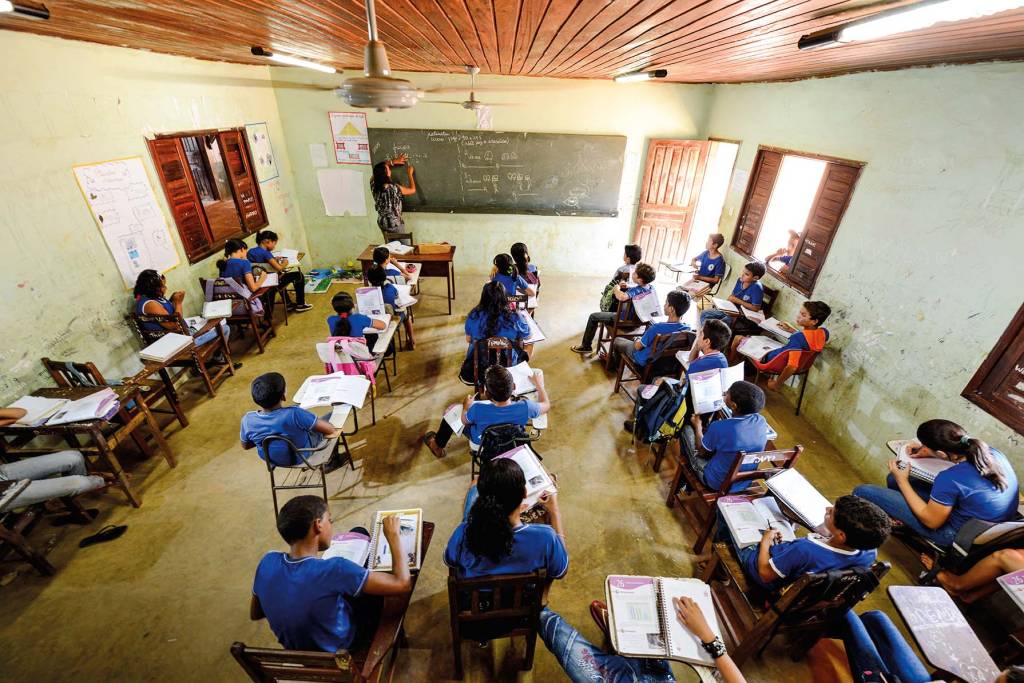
top-left (917, 419), bottom-right (1008, 491)
top-left (371, 161), bottom-right (392, 193)
top-left (471, 281), bottom-right (515, 339)
top-left (330, 292), bottom-right (356, 337)
top-left (510, 243), bottom-right (530, 277)
top-left (366, 263), bottom-right (388, 288)
top-left (256, 229), bottom-right (278, 245)
top-left (133, 269), bottom-right (165, 300)
top-left (466, 458), bottom-right (527, 563)
top-left (216, 238), bottom-right (248, 274)
top-left (493, 253), bottom-right (518, 280)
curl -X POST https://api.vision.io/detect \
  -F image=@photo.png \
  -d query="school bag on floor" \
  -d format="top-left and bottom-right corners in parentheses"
top-left (632, 379), bottom-right (686, 444)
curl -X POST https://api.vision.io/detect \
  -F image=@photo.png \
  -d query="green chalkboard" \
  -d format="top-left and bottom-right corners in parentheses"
top-left (368, 128), bottom-right (626, 217)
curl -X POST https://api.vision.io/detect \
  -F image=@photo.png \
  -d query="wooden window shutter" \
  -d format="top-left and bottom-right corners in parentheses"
top-left (217, 128), bottom-right (268, 232)
top-left (732, 150), bottom-right (782, 255)
top-left (787, 161), bottom-right (862, 293)
top-left (147, 137), bottom-right (213, 261)
top-left (963, 303), bottom-right (1024, 435)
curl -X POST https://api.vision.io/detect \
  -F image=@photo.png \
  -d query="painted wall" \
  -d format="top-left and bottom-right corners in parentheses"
top-left (269, 68), bottom-right (711, 276)
top-left (704, 63), bottom-right (1024, 475)
top-left (0, 32), bottom-right (306, 404)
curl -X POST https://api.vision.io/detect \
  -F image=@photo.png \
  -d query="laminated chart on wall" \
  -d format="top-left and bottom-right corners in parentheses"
top-left (329, 112), bottom-right (370, 164)
top-left (73, 157), bottom-right (180, 288)
top-left (317, 168), bottom-right (367, 217)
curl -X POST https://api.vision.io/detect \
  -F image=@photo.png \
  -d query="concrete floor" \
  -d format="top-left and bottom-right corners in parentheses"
top-left (0, 273), bottom-right (928, 682)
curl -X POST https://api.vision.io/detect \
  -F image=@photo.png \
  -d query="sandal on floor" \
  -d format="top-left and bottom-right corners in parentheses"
top-left (78, 524), bottom-right (127, 548)
top-left (589, 600), bottom-right (611, 640)
top-left (422, 432), bottom-right (446, 459)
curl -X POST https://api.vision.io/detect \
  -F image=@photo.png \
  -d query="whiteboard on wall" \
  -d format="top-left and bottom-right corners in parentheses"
top-left (72, 156), bottom-right (180, 288)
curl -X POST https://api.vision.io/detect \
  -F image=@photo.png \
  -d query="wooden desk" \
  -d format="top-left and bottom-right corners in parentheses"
top-left (889, 585), bottom-right (1000, 683)
top-left (122, 332), bottom-right (208, 430)
top-left (357, 245), bottom-right (456, 315)
top-left (0, 386), bottom-right (175, 507)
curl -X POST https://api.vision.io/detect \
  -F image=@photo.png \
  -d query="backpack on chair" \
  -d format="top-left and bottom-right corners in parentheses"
top-left (477, 423), bottom-right (532, 466)
top-left (633, 379), bottom-right (685, 444)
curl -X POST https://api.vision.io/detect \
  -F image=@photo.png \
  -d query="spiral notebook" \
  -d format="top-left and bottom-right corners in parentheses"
top-left (887, 439), bottom-right (954, 483)
top-left (367, 508), bottom-right (423, 572)
top-left (605, 575), bottom-right (719, 665)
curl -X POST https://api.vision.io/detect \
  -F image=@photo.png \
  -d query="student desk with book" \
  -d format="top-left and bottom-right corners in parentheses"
top-left (122, 334), bottom-right (211, 430)
top-left (0, 386), bottom-right (175, 507)
top-left (357, 244), bottom-right (457, 315)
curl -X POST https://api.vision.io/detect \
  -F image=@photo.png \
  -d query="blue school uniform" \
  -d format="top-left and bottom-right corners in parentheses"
top-left (743, 535), bottom-right (876, 591)
top-left (327, 314), bottom-right (375, 338)
top-left (731, 279), bottom-right (763, 307)
top-left (380, 283), bottom-right (407, 321)
top-left (464, 311), bottom-right (531, 363)
top-left (240, 406), bottom-right (322, 467)
top-left (220, 257), bottom-right (253, 280)
top-left (687, 351), bottom-right (729, 376)
top-left (633, 321), bottom-right (691, 366)
top-left (135, 296), bottom-right (174, 331)
top-left (252, 552), bottom-right (369, 652)
top-left (695, 250), bottom-right (725, 279)
top-left (247, 246), bottom-right (276, 264)
top-left (929, 448), bottom-right (1018, 532)
top-left (764, 328), bottom-right (830, 363)
top-left (465, 400), bottom-right (541, 445)
top-left (492, 273), bottom-right (532, 296)
top-left (444, 521), bottom-right (568, 580)
top-left (701, 413), bottom-right (769, 492)
top-left (777, 255), bottom-right (793, 265)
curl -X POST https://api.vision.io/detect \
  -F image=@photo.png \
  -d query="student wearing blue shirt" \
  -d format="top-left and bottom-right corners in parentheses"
top-left (444, 457), bottom-right (567, 580)
top-left (572, 262), bottom-right (657, 355)
top-left (511, 242), bottom-right (540, 295)
top-left (686, 319), bottom-right (732, 377)
top-left (247, 230), bottom-right (312, 313)
top-left (699, 261), bottom-right (765, 326)
top-left (327, 291), bottom-right (386, 350)
top-left (608, 290), bottom-right (691, 372)
top-left (766, 230), bottom-right (800, 274)
top-left (423, 365), bottom-right (550, 458)
top-left (854, 419), bottom-right (1019, 547)
top-left (250, 496), bottom-right (411, 652)
top-left (731, 300), bottom-right (831, 390)
top-left (240, 372), bottom-right (342, 469)
top-left (491, 253), bottom-right (536, 298)
top-left (733, 495), bottom-right (891, 592)
top-left (367, 264), bottom-right (416, 349)
top-left (372, 245), bottom-right (411, 282)
top-left (687, 381), bottom-right (769, 493)
top-left (460, 281), bottom-right (533, 385)
top-left (217, 238), bottom-right (267, 293)
top-left (690, 233), bottom-right (726, 286)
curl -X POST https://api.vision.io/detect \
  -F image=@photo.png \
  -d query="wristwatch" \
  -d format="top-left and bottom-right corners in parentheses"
top-left (700, 636), bottom-right (727, 659)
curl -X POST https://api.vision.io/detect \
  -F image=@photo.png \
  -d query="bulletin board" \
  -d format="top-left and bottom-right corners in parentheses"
top-left (72, 156), bottom-right (180, 288)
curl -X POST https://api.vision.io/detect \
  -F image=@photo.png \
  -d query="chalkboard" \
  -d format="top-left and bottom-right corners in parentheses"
top-left (368, 129), bottom-right (626, 217)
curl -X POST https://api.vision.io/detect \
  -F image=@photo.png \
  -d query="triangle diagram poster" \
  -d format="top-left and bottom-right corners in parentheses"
top-left (329, 112), bottom-right (370, 165)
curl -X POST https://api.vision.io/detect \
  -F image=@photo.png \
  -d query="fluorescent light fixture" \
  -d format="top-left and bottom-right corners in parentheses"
top-left (0, 1), bottom-right (51, 19)
top-left (0, 2), bottom-right (14, 12)
top-left (613, 68), bottom-right (668, 83)
top-left (250, 46), bottom-right (336, 74)
top-left (799, 0), bottom-right (1024, 49)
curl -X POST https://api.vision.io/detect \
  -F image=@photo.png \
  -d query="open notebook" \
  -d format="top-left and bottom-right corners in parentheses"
top-left (605, 575), bottom-right (720, 665)
top-left (689, 363), bottom-right (745, 415)
top-left (494, 444), bottom-right (555, 508)
top-left (520, 311), bottom-right (546, 344)
top-left (632, 290), bottom-right (661, 323)
top-left (887, 439), bottom-right (954, 483)
top-left (368, 508), bottom-right (423, 572)
top-left (736, 335), bottom-right (783, 361)
top-left (711, 297), bottom-right (738, 314)
top-left (292, 372), bottom-right (370, 410)
top-left (322, 531), bottom-right (371, 566)
top-left (765, 468), bottom-right (831, 532)
top-left (718, 495), bottom-right (797, 549)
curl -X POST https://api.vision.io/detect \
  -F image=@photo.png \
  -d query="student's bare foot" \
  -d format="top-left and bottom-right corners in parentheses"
top-left (921, 553), bottom-right (961, 596)
top-left (422, 432), bottom-right (446, 458)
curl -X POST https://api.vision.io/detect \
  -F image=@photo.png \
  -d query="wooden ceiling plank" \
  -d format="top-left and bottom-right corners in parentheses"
top-left (494, 0), bottom-right (523, 72)
top-left (529, 0), bottom-right (640, 74)
top-left (405, 0), bottom-right (480, 67)
top-left (511, 0), bottom-right (551, 73)
top-left (521, 0), bottom-right (586, 75)
top-left (431, 0), bottom-right (494, 71)
top-left (464, 0), bottom-right (503, 71)
top-left (328, 0), bottom-right (465, 67)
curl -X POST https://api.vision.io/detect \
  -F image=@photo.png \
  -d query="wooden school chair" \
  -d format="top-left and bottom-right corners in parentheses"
top-left (596, 299), bottom-right (646, 370)
top-left (701, 542), bottom-right (890, 667)
top-left (0, 478), bottom-right (96, 576)
top-left (233, 522), bottom-right (435, 683)
top-left (447, 568), bottom-right (547, 680)
top-left (688, 261), bottom-right (731, 311)
top-left (199, 276), bottom-right (276, 354)
top-left (126, 312), bottom-right (234, 397)
top-left (471, 336), bottom-right (517, 391)
top-left (260, 435), bottom-right (348, 518)
top-left (752, 350), bottom-right (821, 416)
top-left (668, 445), bottom-right (803, 553)
top-left (471, 421), bottom-right (542, 479)
top-left (250, 263), bottom-right (290, 327)
top-left (613, 330), bottom-right (695, 397)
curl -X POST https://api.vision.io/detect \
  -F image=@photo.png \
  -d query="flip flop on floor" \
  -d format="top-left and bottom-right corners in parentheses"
top-left (78, 524), bottom-right (127, 548)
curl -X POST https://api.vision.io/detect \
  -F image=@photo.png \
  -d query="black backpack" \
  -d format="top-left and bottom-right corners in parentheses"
top-left (476, 423), bottom-right (532, 467)
top-left (633, 380), bottom-right (686, 444)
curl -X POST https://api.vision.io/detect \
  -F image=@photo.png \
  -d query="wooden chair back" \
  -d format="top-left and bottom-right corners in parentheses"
top-left (447, 568), bottom-right (546, 679)
top-left (40, 358), bottom-right (108, 388)
top-left (645, 330), bottom-right (696, 377)
top-left (717, 445), bottom-right (803, 495)
top-left (761, 286), bottom-right (778, 318)
top-left (472, 336), bottom-right (516, 390)
top-left (200, 276), bottom-right (274, 353)
top-left (707, 261), bottom-right (732, 297)
top-left (231, 642), bottom-right (362, 682)
top-left (126, 311), bottom-right (190, 346)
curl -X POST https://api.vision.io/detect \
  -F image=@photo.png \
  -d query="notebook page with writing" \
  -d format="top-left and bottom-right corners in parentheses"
top-left (658, 578), bottom-right (718, 665)
top-left (605, 576), bottom-right (666, 657)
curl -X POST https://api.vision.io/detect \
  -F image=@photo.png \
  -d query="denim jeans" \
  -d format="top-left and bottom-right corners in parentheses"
top-left (699, 309), bottom-right (730, 326)
top-left (0, 450), bottom-right (104, 508)
top-left (610, 337), bottom-right (636, 371)
top-left (837, 610), bottom-right (931, 683)
top-left (195, 318), bottom-right (230, 347)
top-left (581, 311), bottom-right (616, 348)
top-left (538, 608), bottom-right (676, 683)
top-left (853, 475), bottom-right (958, 546)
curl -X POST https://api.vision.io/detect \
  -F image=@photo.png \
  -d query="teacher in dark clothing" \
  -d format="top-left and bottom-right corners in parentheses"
top-left (371, 153), bottom-right (417, 245)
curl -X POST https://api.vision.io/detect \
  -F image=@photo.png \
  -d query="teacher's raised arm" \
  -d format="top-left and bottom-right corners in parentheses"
top-left (371, 154), bottom-right (417, 245)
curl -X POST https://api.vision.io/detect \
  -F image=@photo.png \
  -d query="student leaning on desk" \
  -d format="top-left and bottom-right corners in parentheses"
top-left (247, 229), bottom-right (312, 313)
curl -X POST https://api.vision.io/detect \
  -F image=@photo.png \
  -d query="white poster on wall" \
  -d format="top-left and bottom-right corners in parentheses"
top-left (317, 168), bottom-right (367, 216)
top-left (72, 156), bottom-right (180, 288)
top-left (245, 122), bottom-right (280, 183)
top-left (329, 112), bottom-right (371, 164)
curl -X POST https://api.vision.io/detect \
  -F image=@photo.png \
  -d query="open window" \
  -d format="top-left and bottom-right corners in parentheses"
top-left (147, 128), bottom-right (268, 264)
top-left (963, 303), bottom-right (1024, 436)
top-left (732, 147), bottom-right (863, 295)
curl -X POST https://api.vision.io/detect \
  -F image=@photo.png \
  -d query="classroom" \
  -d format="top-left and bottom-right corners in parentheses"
top-left (1, 1), bottom-right (1023, 681)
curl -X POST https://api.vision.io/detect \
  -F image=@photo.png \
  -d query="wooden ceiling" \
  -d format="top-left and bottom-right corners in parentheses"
top-left (3, 1), bottom-right (1024, 83)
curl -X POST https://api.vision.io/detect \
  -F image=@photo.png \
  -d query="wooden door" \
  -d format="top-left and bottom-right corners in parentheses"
top-left (217, 129), bottom-right (267, 232)
top-left (147, 137), bottom-right (214, 261)
top-left (632, 139), bottom-right (709, 266)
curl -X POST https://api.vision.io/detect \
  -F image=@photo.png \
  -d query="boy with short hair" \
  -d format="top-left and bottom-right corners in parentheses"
top-left (737, 494), bottom-right (891, 591)
top-left (733, 300), bottom-right (831, 390)
top-left (617, 244), bottom-right (642, 279)
top-left (686, 319), bottom-right (732, 376)
top-left (247, 230), bottom-right (312, 312)
top-left (367, 263), bottom-right (415, 349)
top-left (699, 261), bottom-right (766, 326)
top-left (372, 245), bottom-right (411, 282)
top-left (240, 372), bottom-right (342, 470)
top-left (572, 262), bottom-right (657, 356)
top-left (250, 495), bottom-right (411, 652)
top-left (688, 381), bottom-right (769, 493)
top-left (690, 233), bottom-right (726, 286)
top-left (608, 289), bottom-right (691, 371)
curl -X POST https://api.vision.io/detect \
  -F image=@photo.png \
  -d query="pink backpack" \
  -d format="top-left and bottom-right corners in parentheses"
top-left (323, 336), bottom-right (377, 385)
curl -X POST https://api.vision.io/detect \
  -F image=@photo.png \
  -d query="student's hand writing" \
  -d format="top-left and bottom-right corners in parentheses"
top-left (538, 490), bottom-right (558, 511)
top-left (381, 514), bottom-right (402, 543)
top-left (888, 458), bottom-right (911, 484)
top-left (532, 369), bottom-right (545, 388)
top-left (760, 528), bottom-right (783, 546)
top-left (905, 441), bottom-right (925, 458)
top-left (393, 153), bottom-right (408, 165)
top-left (170, 291), bottom-right (185, 304)
top-left (779, 322), bottom-right (796, 333)
top-left (673, 597), bottom-right (716, 643)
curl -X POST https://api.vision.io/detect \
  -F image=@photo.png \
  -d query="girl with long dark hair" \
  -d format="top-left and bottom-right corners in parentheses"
top-left (510, 242), bottom-right (540, 293)
top-left (854, 418), bottom-right (1018, 546)
top-left (491, 253), bottom-right (536, 297)
top-left (371, 153), bottom-right (416, 243)
top-left (444, 458), bottom-right (566, 579)
top-left (132, 269), bottom-right (231, 351)
top-left (217, 238), bottom-right (267, 293)
top-left (459, 281), bottom-right (532, 385)
top-left (326, 291), bottom-right (385, 348)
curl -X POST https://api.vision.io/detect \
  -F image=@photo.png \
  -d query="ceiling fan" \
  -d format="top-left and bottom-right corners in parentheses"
top-left (336, 0), bottom-right (420, 111)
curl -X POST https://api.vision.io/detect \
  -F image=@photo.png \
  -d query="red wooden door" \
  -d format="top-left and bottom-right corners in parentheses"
top-left (632, 139), bottom-right (710, 266)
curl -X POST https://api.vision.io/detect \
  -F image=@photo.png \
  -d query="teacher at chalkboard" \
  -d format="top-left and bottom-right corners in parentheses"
top-left (371, 153), bottom-right (417, 245)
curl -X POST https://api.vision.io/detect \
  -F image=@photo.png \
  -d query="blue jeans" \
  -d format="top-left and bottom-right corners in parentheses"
top-left (195, 319), bottom-right (230, 347)
top-left (853, 475), bottom-right (958, 546)
top-left (538, 608), bottom-right (676, 683)
top-left (699, 309), bottom-right (729, 326)
top-left (837, 610), bottom-right (930, 683)
top-left (0, 450), bottom-right (104, 508)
